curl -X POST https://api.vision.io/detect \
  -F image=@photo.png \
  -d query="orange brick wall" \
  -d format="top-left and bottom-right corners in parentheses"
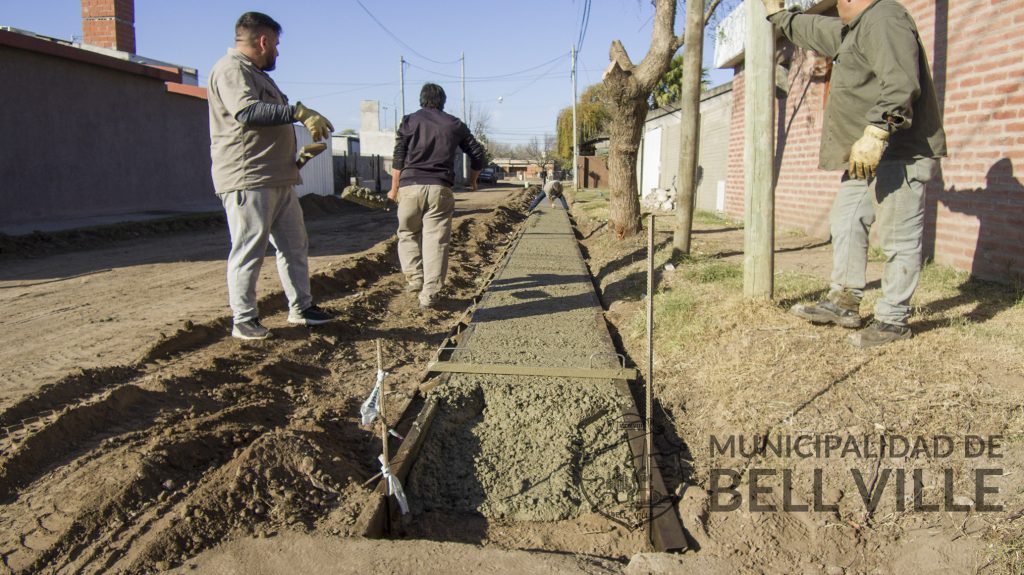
top-left (81, 0), bottom-right (135, 53)
top-left (724, 0), bottom-right (1024, 282)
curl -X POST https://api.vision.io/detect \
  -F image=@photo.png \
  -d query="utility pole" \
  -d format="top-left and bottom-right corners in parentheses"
top-left (673, 0), bottom-right (705, 257)
top-left (399, 55), bottom-right (406, 120)
top-left (461, 52), bottom-right (468, 180)
top-left (571, 44), bottom-right (579, 190)
top-left (743, 0), bottom-right (776, 299)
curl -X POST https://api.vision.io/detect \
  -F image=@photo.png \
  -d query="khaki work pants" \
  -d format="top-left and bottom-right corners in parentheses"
top-left (829, 157), bottom-right (939, 327)
top-left (396, 184), bottom-right (455, 305)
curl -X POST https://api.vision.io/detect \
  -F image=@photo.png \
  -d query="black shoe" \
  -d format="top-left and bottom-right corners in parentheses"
top-left (232, 319), bottom-right (271, 340)
top-left (790, 300), bottom-right (862, 328)
top-left (848, 320), bottom-right (912, 348)
top-left (288, 305), bottom-right (333, 326)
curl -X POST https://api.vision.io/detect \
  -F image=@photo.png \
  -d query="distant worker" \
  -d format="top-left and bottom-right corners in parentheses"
top-left (528, 178), bottom-right (569, 211)
top-left (388, 83), bottom-right (486, 309)
top-left (208, 11), bottom-right (335, 340)
top-left (539, 169), bottom-right (548, 186)
top-left (764, 0), bottom-right (946, 348)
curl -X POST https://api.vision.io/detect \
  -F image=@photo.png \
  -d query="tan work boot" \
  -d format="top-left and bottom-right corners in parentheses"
top-left (790, 300), bottom-right (862, 328)
top-left (848, 321), bottom-right (912, 348)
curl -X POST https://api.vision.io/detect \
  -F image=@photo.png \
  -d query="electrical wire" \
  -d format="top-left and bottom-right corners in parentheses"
top-left (576, 0), bottom-right (592, 52)
top-left (354, 0), bottom-right (462, 65)
top-left (302, 81), bottom-right (394, 101)
top-left (504, 56), bottom-right (568, 97)
top-left (405, 53), bottom-right (566, 82)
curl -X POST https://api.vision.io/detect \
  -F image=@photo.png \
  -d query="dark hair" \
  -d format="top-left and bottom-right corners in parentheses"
top-left (419, 83), bottom-right (446, 110)
top-left (235, 12), bottom-right (282, 44)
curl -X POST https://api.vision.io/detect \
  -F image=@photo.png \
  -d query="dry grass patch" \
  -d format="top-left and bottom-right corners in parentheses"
top-left (574, 200), bottom-right (1024, 573)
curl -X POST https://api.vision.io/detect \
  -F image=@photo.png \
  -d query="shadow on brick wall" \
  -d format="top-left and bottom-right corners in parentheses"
top-left (925, 158), bottom-right (1024, 282)
top-left (916, 159), bottom-right (1023, 334)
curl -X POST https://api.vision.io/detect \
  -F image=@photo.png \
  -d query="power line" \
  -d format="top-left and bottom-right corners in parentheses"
top-left (354, 0), bottom-right (462, 65)
top-left (302, 81), bottom-right (394, 101)
top-left (504, 55), bottom-right (566, 97)
top-left (576, 0), bottom-right (592, 52)
top-left (405, 53), bottom-right (566, 82)
top-left (277, 80), bottom-right (392, 87)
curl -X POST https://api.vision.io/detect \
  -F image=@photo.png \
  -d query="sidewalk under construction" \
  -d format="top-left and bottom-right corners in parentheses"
top-left (360, 205), bottom-right (687, 554)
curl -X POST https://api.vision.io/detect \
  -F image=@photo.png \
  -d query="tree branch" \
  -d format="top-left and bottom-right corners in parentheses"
top-left (704, 0), bottom-right (724, 24)
top-left (673, 32), bottom-right (686, 53)
top-left (606, 40), bottom-right (635, 76)
top-left (634, 0), bottom-right (680, 89)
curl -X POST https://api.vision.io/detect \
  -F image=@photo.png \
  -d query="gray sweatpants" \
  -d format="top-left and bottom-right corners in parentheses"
top-left (396, 184), bottom-right (455, 305)
top-left (829, 157), bottom-right (939, 326)
top-left (219, 186), bottom-right (312, 324)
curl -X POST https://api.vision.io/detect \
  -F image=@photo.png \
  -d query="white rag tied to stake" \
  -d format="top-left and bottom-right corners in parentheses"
top-left (379, 454), bottom-right (410, 514)
top-left (360, 370), bottom-right (386, 425)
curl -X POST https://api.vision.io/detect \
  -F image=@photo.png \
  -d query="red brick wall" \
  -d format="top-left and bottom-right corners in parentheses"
top-left (912, 0), bottom-right (1024, 280)
top-left (723, 0), bottom-right (1024, 282)
top-left (724, 71), bottom-right (746, 218)
top-left (81, 0), bottom-right (135, 53)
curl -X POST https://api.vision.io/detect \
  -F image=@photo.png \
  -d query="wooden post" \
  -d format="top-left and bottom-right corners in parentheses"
top-left (377, 339), bottom-right (388, 468)
top-left (645, 213), bottom-right (655, 546)
top-left (376, 338), bottom-right (391, 531)
top-left (673, 0), bottom-right (707, 257)
top-left (743, 0), bottom-right (776, 299)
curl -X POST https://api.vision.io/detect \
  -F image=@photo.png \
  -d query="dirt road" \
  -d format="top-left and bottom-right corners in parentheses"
top-left (0, 186), bottom-right (529, 573)
top-left (0, 188), bottom-right (518, 409)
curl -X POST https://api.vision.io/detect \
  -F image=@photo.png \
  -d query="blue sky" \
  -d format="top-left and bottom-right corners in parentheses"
top-left (3, 0), bottom-right (737, 146)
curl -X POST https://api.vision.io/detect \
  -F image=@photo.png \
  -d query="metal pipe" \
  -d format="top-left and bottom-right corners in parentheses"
top-left (645, 213), bottom-right (655, 546)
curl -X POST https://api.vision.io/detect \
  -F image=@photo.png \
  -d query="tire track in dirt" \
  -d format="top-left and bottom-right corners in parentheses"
top-left (0, 195), bottom-right (530, 574)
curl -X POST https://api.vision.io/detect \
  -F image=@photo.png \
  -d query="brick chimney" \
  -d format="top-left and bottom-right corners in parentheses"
top-left (81, 0), bottom-right (135, 53)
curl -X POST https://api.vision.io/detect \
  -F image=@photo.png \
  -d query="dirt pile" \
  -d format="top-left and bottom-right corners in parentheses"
top-left (0, 191), bottom-right (532, 574)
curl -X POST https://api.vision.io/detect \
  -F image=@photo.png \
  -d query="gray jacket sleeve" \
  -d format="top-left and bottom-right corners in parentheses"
top-left (235, 102), bottom-right (296, 127)
top-left (769, 9), bottom-right (843, 58)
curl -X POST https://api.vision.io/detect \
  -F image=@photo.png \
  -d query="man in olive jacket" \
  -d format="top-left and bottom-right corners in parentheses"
top-left (764, 0), bottom-right (946, 347)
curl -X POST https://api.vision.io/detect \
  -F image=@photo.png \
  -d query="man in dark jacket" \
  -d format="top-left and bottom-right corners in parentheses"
top-left (388, 83), bottom-right (486, 309)
top-left (764, 0), bottom-right (946, 347)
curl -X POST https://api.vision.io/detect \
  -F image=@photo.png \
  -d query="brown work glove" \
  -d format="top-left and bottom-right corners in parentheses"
top-left (296, 143), bottom-right (326, 169)
top-left (848, 125), bottom-right (890, 180)
top-left (293, 102), bottom-right (334, 142)
top-left (761, 0), bottom-right (785, 16)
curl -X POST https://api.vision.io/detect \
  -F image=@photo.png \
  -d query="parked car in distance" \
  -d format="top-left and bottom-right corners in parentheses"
top-left (478, 168), bottom-right (498, 184)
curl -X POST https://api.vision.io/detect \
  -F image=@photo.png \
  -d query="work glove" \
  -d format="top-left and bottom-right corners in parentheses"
top-left (761, 0), bottom-right (785, 16)
top-left (848, 125), bottom-right (890, 180)
top-left (296, 143), bottom-right (326, 169)
top-left (293, 102), bottom-right (334, 142)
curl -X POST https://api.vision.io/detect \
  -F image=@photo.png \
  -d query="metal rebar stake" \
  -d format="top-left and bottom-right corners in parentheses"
top-left (646, 214), bottom-right (655, 546)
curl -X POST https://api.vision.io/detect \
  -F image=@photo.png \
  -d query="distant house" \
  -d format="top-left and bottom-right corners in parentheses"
top-left (0, 0), bottom-right (218, 231)
top-left (638, 82), bottom-right (734, 211)
top-left (576, 137), bottom-right (609, 189)
top-left (492, 158), bottom-right (531, 180)
top-left (713, 0), bottom-right (1024, 282)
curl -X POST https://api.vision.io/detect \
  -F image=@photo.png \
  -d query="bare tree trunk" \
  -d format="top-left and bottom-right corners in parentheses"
top-left (601, 0), bottom-right (684, 239)
top-left (606, 97), bottom-right (649, 238)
